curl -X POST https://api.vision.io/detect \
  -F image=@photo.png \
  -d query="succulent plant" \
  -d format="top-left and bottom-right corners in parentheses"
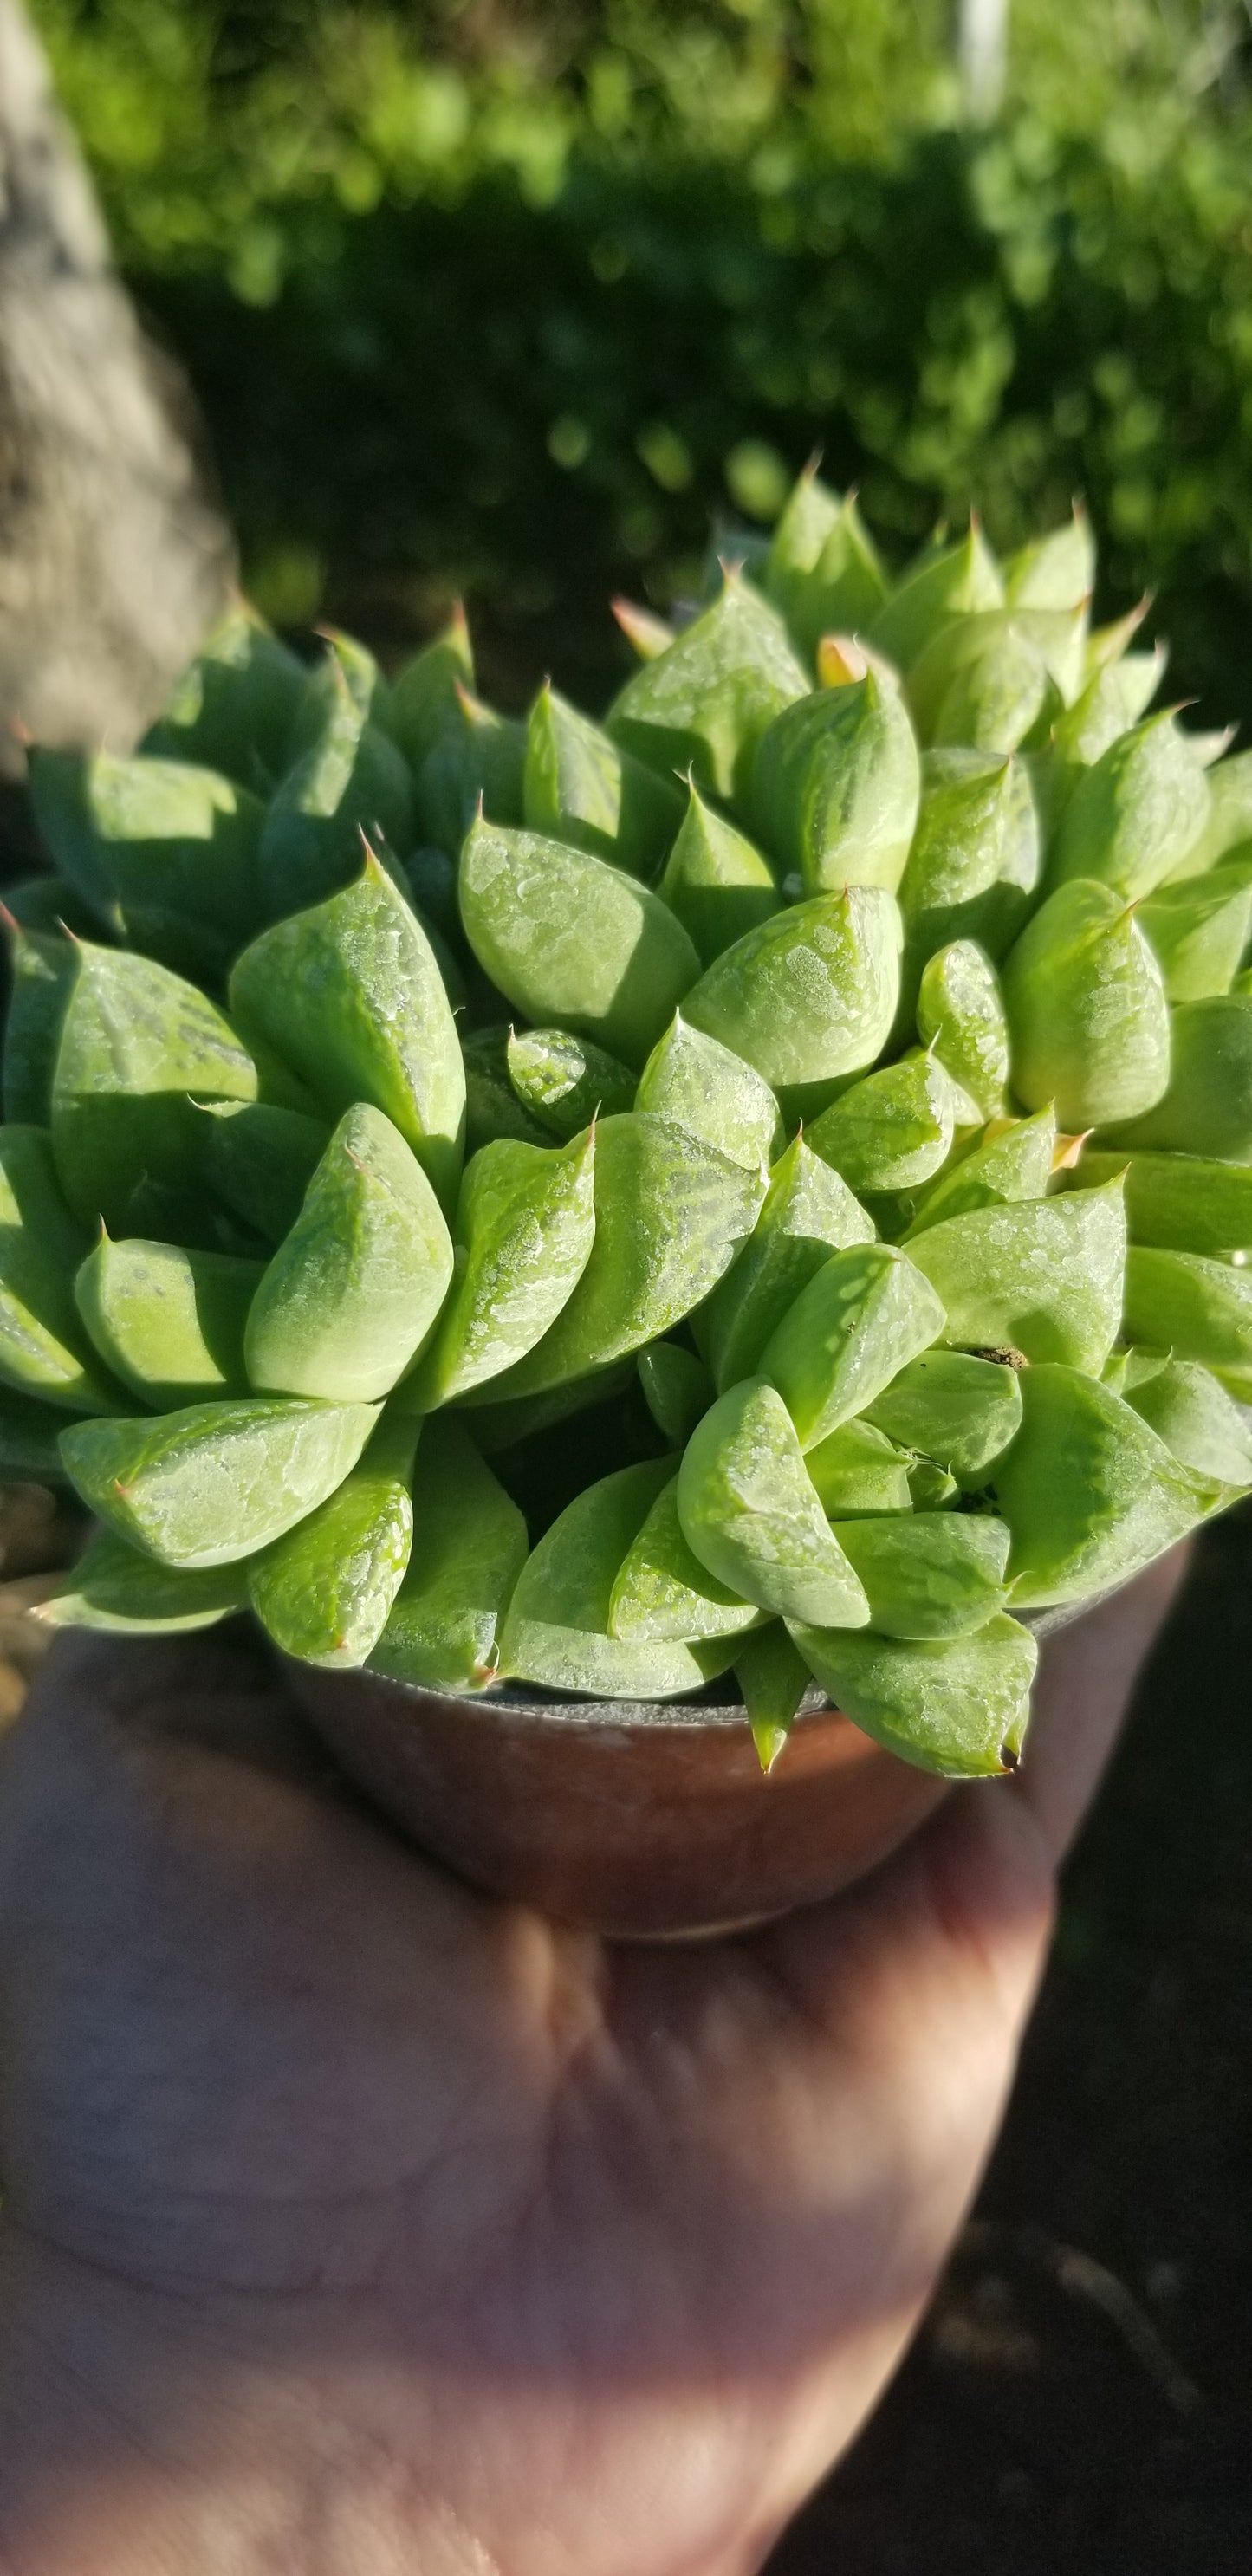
top-left (6, 475), bottom-right (1252, 1785)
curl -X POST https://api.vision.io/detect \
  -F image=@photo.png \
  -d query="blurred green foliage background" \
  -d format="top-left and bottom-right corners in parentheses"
top-left (27, 1), bottom-right (1252, 719)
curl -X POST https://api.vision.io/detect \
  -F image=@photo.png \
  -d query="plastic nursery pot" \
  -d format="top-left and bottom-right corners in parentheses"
top-left (288, 1664), bottom-right (952, 1940)
top-left (286, 1593), bottom-right (1104, 1941)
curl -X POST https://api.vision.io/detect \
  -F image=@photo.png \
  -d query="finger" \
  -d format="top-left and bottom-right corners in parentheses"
top-left (1009, 1544), bottom-right (1191, 1870)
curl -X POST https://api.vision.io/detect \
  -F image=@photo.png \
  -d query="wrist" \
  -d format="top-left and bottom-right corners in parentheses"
top-left (0, 2227), bottom-right (477, 2576)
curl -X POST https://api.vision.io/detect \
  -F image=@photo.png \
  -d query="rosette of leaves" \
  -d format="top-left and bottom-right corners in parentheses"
top-left (8, 483), bottom-right (1252, 1783)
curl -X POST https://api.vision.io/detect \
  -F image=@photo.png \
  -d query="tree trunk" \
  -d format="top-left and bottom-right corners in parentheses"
top-left (0, 0), bottom-right (232, 794)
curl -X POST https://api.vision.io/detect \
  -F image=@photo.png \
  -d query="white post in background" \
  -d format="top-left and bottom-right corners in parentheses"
top-left (0, 0), bottom-right (231, 769)
top-left (957, 0), bottom-right (1009, 121)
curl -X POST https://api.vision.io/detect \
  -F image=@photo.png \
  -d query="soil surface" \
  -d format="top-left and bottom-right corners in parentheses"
top-left (767, 1509), bottom-right (1252, 2575)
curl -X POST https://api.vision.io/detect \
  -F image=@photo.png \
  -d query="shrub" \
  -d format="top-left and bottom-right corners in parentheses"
top-left (27, 3), bottom-right (1252, 722)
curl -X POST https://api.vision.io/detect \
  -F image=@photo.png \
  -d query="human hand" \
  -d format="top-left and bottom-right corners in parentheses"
top-left (0, 1555), bottom-right (1187, 2576)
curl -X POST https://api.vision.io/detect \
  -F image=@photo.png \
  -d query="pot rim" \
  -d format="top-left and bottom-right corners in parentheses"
top-left (333, 1586), bottom-right (1117, 1733)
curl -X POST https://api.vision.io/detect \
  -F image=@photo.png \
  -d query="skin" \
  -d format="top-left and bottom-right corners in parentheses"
top-left (0, 1554), bottom-right (1186, 2576)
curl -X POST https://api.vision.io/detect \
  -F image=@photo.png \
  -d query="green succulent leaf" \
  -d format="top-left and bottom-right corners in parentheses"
top-left (1097, 996), bottom-right (1252, 1161)
top-left (607, 569), bottom-right (808, 805)
top-left (1071, 1149), bottom-right (1252, 1257)
top-left (608, 1471), bottom-right (758, 1643)
top-left (229, 854), bottom-right (466, 1210)
top-left (1002, 878), bottom-right (1171, 1131)
top-left (387, 607), bottom-right (475, 773)
top-left (459, 816), bottom-right (699, 1069)
top-left (50, 940), bottom-right (257, 1239)
top-left (906, 1458), bottom-right (959, 1509)
top-left (463, 1026), bottom-right (553, 1153)
top-left (1121, 1244), bottom-right (1252, 1386)
top-left (1049, 712), bottom-right (1211, 901)
top-left (0, 1385), bottom-right (75, 1481)
top-left (806, 1052), bottom-right (958, 1196)
top-left (414, 685), bottom-right (527, 857)
top-left (657, 783), bottom-right (781, 969)
top-left (1138, 874), bottom-right (1252, 1002)
top-left (523, 682), bottom-right (684, 879)
top-left (42, 1531), bottom-right (250, 1635)
top-left (636, 1012), bottom-right (782, 1171)
top-left (901, 1108), bottom-right (1059, 1239)
top-left (257, 649), bottom-right (415, 917)
top-left (249, 1411), bottom-right (418, 1668)
top-left (993, 1363), bottom-right (1216, 1608)
top-left (289, 630), bottom-right (394, 749)
top-left (829, 1510), bottom-right (1010, 1638)
top-left (761, 1240), bottom-right (946, 1449)
top-left (25, 748), bottom-right (125, 927)
top-left (1, 877), bottom-right (100, 939)
top-left (1166, 748), bottom-right (1252, 877)
top-left (762, 463), bottom-right (844, 605)
top-left (58, 754), bottom-right (266, 979)
top-left (61, 1394), bottom-right (380, 1570)
top-left (0, 1126), bottom-right (125, 1414)
top-left (803, 1417), bottom-right (914, 1516)
top-left (864, 1347), bottom-right (1023, 1483)
top-left (75, 1236), bottom-right (262, 1408)
top-left (245, 1039), bottom-right (324, 1119)
top-left (1002, 508), bottom-right (1095, 613)
top-left (367, 1417), bottom-right (528, 1693)
top-left (401, 844), bottom-right (460, 948)
top-left (945, 606), bottom-right (1084, 735)
top-left (3, 925), bottom-right (79, 1128)
top-left (697, 1133), bottom-right (875, 1392)
top-left (1122, 1357), bottom-right (1252, 1486)
top-left (199, 1100), bottom-right (330, 1247)
top-left (677, 1378), bottom-right (871, 1628)
top-left (734, 1619), bottom-right (814, 1772)
top-left (412, 1127), bottom-right (596, 1408)
top-left (868, 523), bottom-right (1004, 676)
top-left (245, 1103), bottom-right (455, 1404)
top-left (504, 1027), bottom-right (636, 1143)
top-left (468, 1111), bottom-right (763, 1403)
top-left (1053, 645), bottom-right (1169, 781)
top-left (142, 600), bottom-right (307, 786)
top-left (916, 942), bottom-right (1009, 1120)
top-left (612, 599), bottom-right (676, 662)
top-left (907, 1180), bottom-right (1126, 1375)
top-left (1082, 600), bottom-right (1153, 679)
top-left (402, 893), bottom-right (468, 1018)
top-left (789, 1612), bottom-right (1036, 1779)
top-left (498, 1456), bottom-right (736, 1698)
top-left (897, 750), bottom-right (1040, 1001)
top-left (636, 1340), bottom-right (714, 1445)
top-left (684, 885), bottom-right (902, 1119)
top-left (763, 472), bottom-right (887, 659)
top-left (752, 673), bottom-right (920, 896)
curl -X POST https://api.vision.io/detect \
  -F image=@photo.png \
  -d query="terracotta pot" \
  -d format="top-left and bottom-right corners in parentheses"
top-left (288, 1666), bottom-right (952, 1940)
